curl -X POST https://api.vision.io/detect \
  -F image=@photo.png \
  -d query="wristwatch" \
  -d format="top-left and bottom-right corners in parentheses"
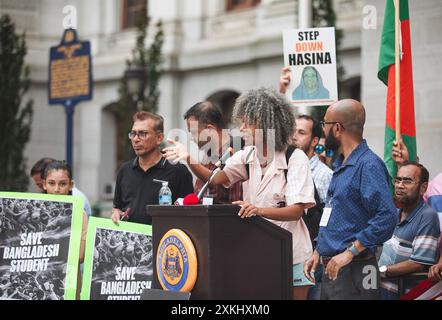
top-left (379, 265), bottom-right (388, 278)
top-left (347, 242), bottom-right (360, 256)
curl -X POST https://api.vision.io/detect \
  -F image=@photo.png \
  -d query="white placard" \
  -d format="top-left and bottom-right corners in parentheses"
top-left (283, 27), bottom-right (338, 107)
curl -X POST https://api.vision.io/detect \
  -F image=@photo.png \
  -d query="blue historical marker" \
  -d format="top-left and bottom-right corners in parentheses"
top-left (48, 28), bottom-right (93, 168)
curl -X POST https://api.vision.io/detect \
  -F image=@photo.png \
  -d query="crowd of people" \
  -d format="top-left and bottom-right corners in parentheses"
top-left (4, 68), bottom-right (441, 300)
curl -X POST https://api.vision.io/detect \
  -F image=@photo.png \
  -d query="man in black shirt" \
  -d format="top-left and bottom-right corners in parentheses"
top-left (111, 111), bottom-right (194, 225)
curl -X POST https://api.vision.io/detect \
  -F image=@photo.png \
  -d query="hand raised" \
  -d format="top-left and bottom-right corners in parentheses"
top-left (392, 138), bottom-right (409, 166)
top-left (162, 138), bottom-right (189, 163)
top-left (279, 67), bottom-right (291, 94)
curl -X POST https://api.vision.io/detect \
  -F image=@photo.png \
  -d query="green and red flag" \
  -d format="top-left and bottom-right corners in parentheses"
top-left (378, 0), bottom-right (417, 180)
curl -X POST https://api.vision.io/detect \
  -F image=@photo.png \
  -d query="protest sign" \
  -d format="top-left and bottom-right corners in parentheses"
top-left (283, 27), bottom-right (338, 107)
top-left (0, 192), bottom-right (83, 300)
top-left (81, 217), bottom-right (152, 300)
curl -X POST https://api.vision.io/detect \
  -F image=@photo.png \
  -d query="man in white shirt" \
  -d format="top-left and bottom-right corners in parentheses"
top-left (293, 115), bottom-right (333, 204)
top-left (281, 69), bottom-right (333, 300)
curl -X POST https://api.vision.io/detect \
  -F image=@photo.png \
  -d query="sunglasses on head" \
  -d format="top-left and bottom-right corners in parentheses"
top-left (314, 144), bottom-right (334, 158)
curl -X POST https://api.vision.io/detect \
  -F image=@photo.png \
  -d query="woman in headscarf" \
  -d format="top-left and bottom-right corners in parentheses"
top-left (293, 66), bottom-right (330, 100)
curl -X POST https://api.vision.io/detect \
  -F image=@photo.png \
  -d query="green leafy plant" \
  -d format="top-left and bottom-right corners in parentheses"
top-left (0, 15), bottom-right (33, 191)
top-left (112, 13), bottom-right (164, 165)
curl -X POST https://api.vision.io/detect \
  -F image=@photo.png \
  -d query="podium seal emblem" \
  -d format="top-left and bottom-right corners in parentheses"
top-left (157, 229), bottom-right (197, 292)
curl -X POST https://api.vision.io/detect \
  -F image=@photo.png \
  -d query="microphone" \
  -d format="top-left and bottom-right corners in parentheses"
top-left (214, 147), bottom-right (234, 168)
top-left (183, 193), bottom-right (199, 205)
top-left (197, 147), bottom-right (234, 201)
top-left (196, 168), bottom-right (220, 201)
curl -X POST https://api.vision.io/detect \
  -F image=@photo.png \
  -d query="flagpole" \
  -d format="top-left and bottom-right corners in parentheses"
top-left (298, 0), bottom-right (312, 116)
top-left (395, 0), bottom-right (401, 141)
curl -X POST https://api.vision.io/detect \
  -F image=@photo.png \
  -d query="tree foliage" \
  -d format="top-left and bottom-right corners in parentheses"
top-left (112, 12), bottom-right (164, 164)
top-left (312, 0), bottom-right (345, 82)
top-left (0, 15), bottom-right (33, 191)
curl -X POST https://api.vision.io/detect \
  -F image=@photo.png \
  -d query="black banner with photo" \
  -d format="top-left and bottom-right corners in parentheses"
top-left (81, 217), bottom-right (152, 300)
top-left (0, 193), bottom-right (83, 300)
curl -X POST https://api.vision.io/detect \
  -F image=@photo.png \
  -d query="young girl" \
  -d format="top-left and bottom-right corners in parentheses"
top-left (42, 161), bottom-right (88, 298)
top-left (164, 87), bottom-right (316, 299)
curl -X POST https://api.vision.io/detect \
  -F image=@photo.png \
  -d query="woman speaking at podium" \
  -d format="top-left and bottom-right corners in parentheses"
top-left (163, 87), bottom-right (316, 300)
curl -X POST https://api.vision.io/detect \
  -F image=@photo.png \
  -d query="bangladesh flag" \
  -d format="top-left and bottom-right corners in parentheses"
top-left (378, 0), bottom-right (416, 180)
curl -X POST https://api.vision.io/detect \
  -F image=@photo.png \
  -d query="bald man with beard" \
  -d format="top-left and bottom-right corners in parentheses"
top-left (304, 99), bottom-right (398, 300)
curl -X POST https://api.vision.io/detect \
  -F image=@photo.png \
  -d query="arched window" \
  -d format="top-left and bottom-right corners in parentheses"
top-left (206, 90), bottom-right (240, 128)
top-left (100, 103), bottom-right (119, 201)
top-left (122, 0), bottom-right (147, 29)
top-left (339, 76), bottom-right (361, 101)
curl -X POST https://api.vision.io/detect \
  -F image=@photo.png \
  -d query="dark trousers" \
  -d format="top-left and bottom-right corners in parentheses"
top-left (321, 256), bottom-right (380, 300)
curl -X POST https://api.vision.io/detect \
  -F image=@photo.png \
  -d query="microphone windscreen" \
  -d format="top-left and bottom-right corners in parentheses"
top-left (183, 193), bottom-right (199, 205)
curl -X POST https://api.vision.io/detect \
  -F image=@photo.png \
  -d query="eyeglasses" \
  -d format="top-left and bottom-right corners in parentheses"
top-left (128, 130), bottom-right (149, 139)
top-left (393, 177), bottom-right (419, 186)
top-left (314, 144), bottom-right (334, 158)
top-left (320, 121), bottom-right (345, 130)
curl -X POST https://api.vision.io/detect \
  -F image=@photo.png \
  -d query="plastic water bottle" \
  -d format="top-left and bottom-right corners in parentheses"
top-left (159, 181), bottom-right (172, 205)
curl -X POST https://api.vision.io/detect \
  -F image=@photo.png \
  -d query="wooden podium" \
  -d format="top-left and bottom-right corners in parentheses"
top-left (148, 205), bottom-right (293, 300)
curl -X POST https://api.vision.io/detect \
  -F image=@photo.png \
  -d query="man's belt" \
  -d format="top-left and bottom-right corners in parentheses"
top-left (320, 249), bottom-right (374, 269)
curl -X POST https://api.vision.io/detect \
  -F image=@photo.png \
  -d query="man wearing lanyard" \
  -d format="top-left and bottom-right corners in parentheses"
top-left (304, 99), bottom-right (398, 300)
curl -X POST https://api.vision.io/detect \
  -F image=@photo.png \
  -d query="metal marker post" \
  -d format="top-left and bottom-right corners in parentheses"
top-left (64, 100), bottom-right (76, 168)
top-left (49, 29), bottom-right (92, 173)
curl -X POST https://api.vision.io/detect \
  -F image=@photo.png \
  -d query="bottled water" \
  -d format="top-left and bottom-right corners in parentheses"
top-left (158, 181), bottom-right (172, 205)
